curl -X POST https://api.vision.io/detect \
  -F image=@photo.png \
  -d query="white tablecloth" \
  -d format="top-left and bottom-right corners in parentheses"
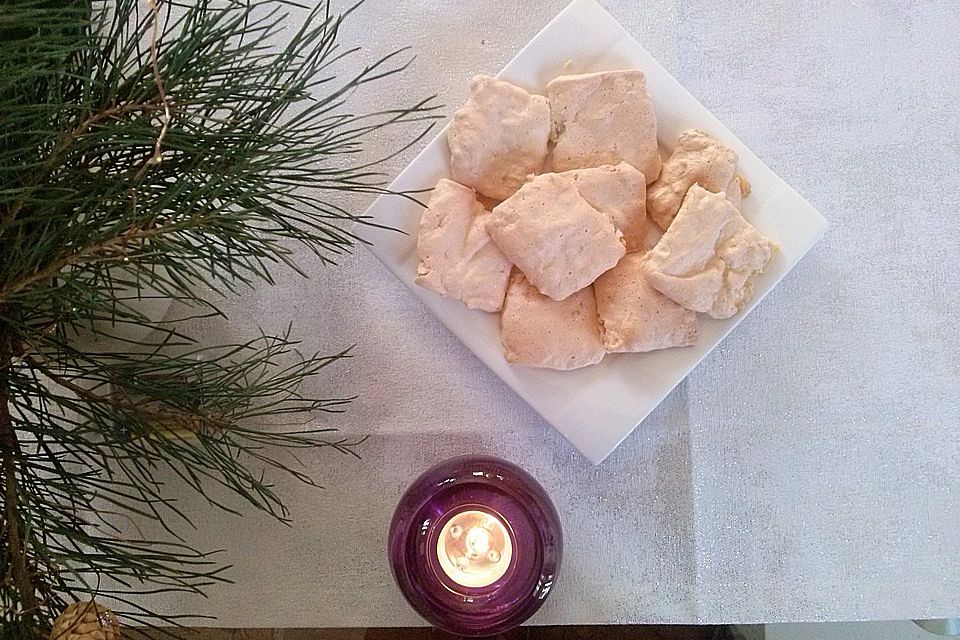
top-left (143, 0), bottom-right (960, 626)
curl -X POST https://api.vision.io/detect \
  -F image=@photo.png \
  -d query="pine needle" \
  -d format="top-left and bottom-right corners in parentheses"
top-left (0, 0), bottom-right (438, 634)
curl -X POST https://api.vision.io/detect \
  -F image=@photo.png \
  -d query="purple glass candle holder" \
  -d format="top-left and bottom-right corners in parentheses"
top-left (388, 455), bottom-right (562, 637)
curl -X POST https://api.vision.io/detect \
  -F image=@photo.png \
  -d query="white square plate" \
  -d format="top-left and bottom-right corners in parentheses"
top-left (361, 0), bottom-right (827, 464)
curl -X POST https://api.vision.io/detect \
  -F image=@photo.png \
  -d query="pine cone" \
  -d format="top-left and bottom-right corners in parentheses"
top-left (49, 601), bottom-right (120, 640)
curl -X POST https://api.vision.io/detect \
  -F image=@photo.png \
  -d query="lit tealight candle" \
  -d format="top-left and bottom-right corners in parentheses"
top-left (436, 509), bottom-right (513, 588)
top-left (389, 456), bottom-right (562, 637)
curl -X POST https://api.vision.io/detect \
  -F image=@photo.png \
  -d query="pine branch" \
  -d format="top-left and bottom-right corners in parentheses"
top-left (0, 0), bottom-right (439, 635)
top-left (2, 326), bottom-right (42, 629)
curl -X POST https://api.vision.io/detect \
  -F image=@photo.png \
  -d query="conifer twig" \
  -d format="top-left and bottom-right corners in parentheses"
top-left (0, 0), bottom-right (439, 634)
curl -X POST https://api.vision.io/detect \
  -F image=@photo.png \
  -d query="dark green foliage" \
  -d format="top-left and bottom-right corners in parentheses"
top-left (0, 0), bottom-right (437, 636)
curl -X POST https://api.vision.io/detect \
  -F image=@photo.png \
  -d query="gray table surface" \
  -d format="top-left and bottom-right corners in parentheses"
top-left (140, 0), bottom-right (960, 627)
